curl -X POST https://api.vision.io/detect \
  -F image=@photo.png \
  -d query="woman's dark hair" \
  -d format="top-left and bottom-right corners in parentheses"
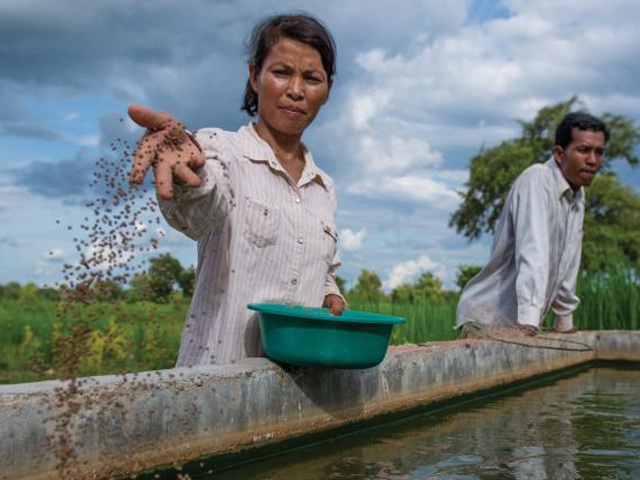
top-left (241, 13), bottom-right (337, 117)
top-left (555, 112), bottom-right (609, 149)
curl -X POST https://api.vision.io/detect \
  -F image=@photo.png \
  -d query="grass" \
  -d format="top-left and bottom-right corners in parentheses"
top-left (1, 268), bottom-right (638, 384)
top-left (0, 298), bottom-right (185, 384)
top-left (348, 299), bottom-right (460, 345)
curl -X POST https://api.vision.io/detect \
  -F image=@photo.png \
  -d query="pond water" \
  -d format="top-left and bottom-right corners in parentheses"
top-left (204, 365), bottom-right (640, 480)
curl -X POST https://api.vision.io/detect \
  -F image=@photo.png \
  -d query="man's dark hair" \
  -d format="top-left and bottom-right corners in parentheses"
top-left (555, 112), bottom-right (609, 149)
top-left (241, 13), bottom-right (337, 117)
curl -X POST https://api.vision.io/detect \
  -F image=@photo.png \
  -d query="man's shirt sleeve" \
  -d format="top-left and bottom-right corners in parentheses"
top-left (551, 227), bottom-right (582, 329)
top-left (511, 169), bottom-right (552, 326)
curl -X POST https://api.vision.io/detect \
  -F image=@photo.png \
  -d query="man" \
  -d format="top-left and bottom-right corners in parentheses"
top-left (456, 112), bottom-right (608, 337)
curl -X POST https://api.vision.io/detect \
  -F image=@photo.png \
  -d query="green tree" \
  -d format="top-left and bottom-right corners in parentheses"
top-left (415, 272), bottom-right (443, 293)
top-left (455, 264), bottom-right (483, 290)
top-left (582, 173), bottom-right (640, 272)
top-left (391, 284), bottom-right (415, 303)
top-left (450, 97), bottom-right (640, 270)
top-left (390, 272), bottom-right (446, 304)
top-left (147, 254), bottom-right (183, 303)
top-left (19, 283), bottom-right (40, 312)
top-left (335, 275), bottom-right (347, 295)
top-left (350, 269), bottom-right (383, 303)
top-left (92, 279), bottom-right (123, 302)
top-left (3, 282), bottom-right (21, 300)
top-left (38, 286), bottom-right (61, 302)
top-left (177, 266), bottom-right (196, 298)
top-left (127, 274), bottom-right (149, 303)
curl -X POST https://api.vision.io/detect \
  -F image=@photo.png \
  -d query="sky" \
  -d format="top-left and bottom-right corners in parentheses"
top-left (1, 0), bottom-right (640, 291)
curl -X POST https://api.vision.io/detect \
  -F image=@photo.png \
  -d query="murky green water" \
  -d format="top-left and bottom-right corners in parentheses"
top-left (204, 365), bottom-right (640, 480)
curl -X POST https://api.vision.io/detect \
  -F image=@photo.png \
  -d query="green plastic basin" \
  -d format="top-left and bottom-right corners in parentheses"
top-left (247, 303), bottom-right (405, 369)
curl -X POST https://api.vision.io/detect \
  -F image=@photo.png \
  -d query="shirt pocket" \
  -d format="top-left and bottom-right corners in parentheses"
top-left (321, 220), bottom-right (339, 263)
top-left (243, 197), bottom-right (281, 248)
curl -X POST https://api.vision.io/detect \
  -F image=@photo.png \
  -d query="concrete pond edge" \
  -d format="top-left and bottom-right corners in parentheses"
top-left (1, 330), bottom-right (639, 479)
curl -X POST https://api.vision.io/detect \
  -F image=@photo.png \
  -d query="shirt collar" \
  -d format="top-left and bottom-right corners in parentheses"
top-left (547, 157), bottom-right (583, 203)
top-left (239, 123), bottom-right (329, 189)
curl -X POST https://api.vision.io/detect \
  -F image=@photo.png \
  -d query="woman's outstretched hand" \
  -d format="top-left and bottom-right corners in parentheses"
top-left (128, 105), bottom-right (206, 199)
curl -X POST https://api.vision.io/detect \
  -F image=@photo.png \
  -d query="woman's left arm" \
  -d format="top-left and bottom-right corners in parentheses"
top-left (323, 266), bottom-right (347, 315)
top-left (322, 180), bottom-right (347, 315)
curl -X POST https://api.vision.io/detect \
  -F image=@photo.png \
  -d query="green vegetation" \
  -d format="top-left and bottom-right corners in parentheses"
top-left (1, 265), bottom-right (638, 384)
top-left (0, 292), bottom-right (184, 384)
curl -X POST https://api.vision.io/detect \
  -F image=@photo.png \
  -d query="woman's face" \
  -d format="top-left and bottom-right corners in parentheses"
top-left (250, 37), bottom-right (329, 138)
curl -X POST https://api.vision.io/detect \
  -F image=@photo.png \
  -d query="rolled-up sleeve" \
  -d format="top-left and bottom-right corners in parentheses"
top-left (321, 180), bottom-right (347, 305)
top-left (324, 253), bottom-right (346, 301)
top-left (158, 129), bottom-right (233, 240)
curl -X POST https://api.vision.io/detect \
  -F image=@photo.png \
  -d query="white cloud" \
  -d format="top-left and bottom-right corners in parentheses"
top-left (335, 0), bottom-right (640, 164)
top-left (383, 255), bottom-right (439, 291)
top-left (34, 260), bottom-right (56, 278)
top-left (357, 134), bottom-right (442, 174)
top-left (62, 112), bottom-right (79, 122)
top-left (348, 175), bottom-right (459, 208)
top-left (44, 248), bottom-right (65, 260)
top-left (340, 228), bottom-right (366, 253)
top-left (348, 89), bottom-right (391, 131)
top-left (69, 133), bottom-right (100, 147)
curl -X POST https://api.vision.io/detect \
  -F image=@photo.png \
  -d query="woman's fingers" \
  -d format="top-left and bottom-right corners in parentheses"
top-left (330, 301), bottom-right (344, 315)
top-left (323, 294), bottom-right (345, 316)
top-left (187, 148), bottom-right (206, 170)
top-left (128, 105), bottom-right (173, 130)
top-left (128, 105), bottom-right (204, 197)
top-left (173, 161), bottom-right (201, 188)
top-left (154, 159), bottom-right (175, 200)
top-left (129, 130), bottom-right (166, 184)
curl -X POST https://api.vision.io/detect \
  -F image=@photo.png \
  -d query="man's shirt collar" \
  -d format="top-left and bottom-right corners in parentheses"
top-left (547, 158), bottom-right (583, 203)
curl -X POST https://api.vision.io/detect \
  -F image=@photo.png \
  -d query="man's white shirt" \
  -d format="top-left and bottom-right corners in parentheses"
top-left (456, 158), bottom-right (584, 331)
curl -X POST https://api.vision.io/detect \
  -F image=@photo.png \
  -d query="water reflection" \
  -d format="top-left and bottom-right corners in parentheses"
top-left (208, 367), bottom-right (640, 480)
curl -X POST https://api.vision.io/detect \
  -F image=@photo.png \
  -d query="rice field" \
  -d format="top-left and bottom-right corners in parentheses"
top-left (0, 269), bottom-right (637, 384)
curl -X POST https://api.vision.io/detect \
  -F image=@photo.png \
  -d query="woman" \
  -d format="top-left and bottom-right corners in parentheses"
top-left (128, 14), bottom-right (346, 366)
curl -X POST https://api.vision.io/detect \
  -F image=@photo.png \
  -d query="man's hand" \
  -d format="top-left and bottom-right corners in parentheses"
top-left (552, 326), bottom-right (578, 334)
top-left (515, 324), bottom-right (539, 337)
top-left (323, 294), bottom-right (346, 315)
top-left (128, 105), bottom-right (206, 199)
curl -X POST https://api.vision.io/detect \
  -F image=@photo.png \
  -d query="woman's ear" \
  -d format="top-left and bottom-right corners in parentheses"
top-left (249, 63), bottom-right (258, 93)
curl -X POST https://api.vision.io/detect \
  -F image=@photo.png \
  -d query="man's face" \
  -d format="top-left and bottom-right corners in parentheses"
top-left (553, 128), bottom-right (606, 190)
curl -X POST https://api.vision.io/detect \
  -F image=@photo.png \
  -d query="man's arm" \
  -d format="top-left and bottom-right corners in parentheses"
top-left (511, 170), bottom-right (553, 327)
top-left (551, 231), bottom-right (582, 332)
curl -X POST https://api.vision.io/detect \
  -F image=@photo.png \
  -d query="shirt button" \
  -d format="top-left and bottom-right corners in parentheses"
top-left (295, 197), bottom-right (301, 203)
top-left (297, 237), bottom-right (304, 244)
top-left (291, 278), bottom-right (298, 285)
